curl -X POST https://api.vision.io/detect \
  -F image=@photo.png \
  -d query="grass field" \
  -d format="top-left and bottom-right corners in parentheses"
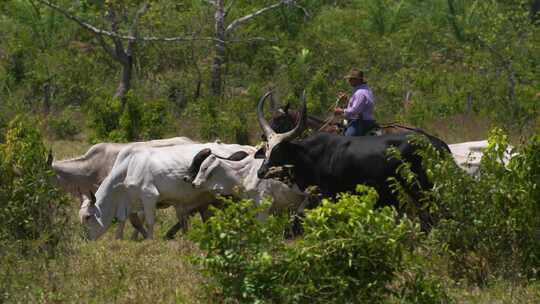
top-left (3, 204), bottom-right (539, 303)
top-left (3, 122), bottom-right (539, 303)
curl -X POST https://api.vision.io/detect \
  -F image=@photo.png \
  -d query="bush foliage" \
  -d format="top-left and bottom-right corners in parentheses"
top-left (405, 130), bottom-right (540, 284)
top-left (190, 186), bottom-right (425, 303)
top-left (47, 108), bottom-right (81, 139)
top-left (0, 116), bottom-right (70, 249)
top-left (190, 128), bottom-right (540, 301)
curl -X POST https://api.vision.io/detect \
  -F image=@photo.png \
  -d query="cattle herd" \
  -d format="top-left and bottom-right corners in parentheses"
top-left (49, 91), bottom-right (512, 240)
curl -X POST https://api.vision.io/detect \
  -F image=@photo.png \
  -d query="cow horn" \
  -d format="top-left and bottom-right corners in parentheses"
top-left (47, 148), bottom-right (53, 166)
top-left (275, 91), bottom-right (307, 142)
top-left (89, 191), bottom-right (96, 205)
top-left (257, 91), bottom-right (276, 140)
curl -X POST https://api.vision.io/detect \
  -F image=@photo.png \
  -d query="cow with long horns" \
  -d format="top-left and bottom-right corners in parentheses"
top-left (256, 91), bottom-right (451, 227)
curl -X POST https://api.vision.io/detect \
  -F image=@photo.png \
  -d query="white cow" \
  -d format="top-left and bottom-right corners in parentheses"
top-left (50, 137), bottom-right (196, 238)
top-left (79, 143), bottom-right (256, 240)
top-left (51, 137), bottom-right (196, 199)
top-left (183, 148), bottom-right (306, 217)
top-left (448, 140), bottom-right (515, 176)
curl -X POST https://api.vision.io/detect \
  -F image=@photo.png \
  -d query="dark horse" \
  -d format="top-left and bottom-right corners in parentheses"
top-left (264, 102), bottom-right (450, 152)
top-left (267, 102), bottom-right (418, 135)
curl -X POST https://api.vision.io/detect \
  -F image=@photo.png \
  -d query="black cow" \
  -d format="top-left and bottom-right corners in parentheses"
top-left (256, 92), bottom-right (450, 228)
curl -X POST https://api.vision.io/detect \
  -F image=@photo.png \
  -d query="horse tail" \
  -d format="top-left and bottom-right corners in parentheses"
top-left (380, 122), bottom-right (451, 154)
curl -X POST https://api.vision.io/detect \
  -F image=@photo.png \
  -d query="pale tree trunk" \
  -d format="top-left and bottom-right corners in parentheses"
top-left (37, 0), bottom-right (148, 108)
top-left (115, 55), bottom-right (133, 103)
top-left (106, 4), bottom-right (146, 108)
top-left (211, 0), bottom-right (226, 96)
top-left (209, 0), bottom-right (298, 97)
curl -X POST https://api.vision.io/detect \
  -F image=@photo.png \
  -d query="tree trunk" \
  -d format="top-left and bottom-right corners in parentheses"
top-left (115, 55), bottom-right (133, 107)
top-left (42, 82), bottom-right (51, 117)
top-left (211, 0), bottom-right (226, 97)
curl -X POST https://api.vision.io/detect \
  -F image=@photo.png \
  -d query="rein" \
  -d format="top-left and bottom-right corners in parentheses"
top-left (317, 98), bottom-right (341, 132)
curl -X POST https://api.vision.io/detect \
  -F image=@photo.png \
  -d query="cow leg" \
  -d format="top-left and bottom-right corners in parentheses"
top-left (198, 205), bottom-right (211, 222)
top-left (141, 195), bottom-right (158, 240)
top-left (252, 195), bottom-right (270, 221)
top-left (288, 196), bottom-right (312, 238)
top-left (129, 211), bottom-right (148, 240)
top-left (164, 207), bottom-right (189, 240)
top-left (115, 220), bottom-right (126, 240)
top-left (164, 222), bottom-right (183, 240)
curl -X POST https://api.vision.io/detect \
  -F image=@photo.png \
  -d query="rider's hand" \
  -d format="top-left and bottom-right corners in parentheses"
top-left (334, 107), bottom-right (344, 115)
top-left (337, 92), bottom-right (348, 102)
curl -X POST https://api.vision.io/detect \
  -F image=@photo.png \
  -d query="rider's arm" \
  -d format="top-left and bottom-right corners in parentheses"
top-left (344, 91), bottom-right (367, 120)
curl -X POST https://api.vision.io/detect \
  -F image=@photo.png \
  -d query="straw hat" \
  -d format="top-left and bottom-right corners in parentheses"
top-left (344, 68), bottom-right (364, 80)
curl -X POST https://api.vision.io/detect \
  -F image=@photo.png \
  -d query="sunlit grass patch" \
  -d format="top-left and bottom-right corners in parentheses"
top-left (451, 280), bottom-right (540, 304)
top-left (61, 238), bottom-right (203, 303)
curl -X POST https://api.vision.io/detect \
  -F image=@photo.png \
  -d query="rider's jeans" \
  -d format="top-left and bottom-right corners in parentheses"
top-left (344, 119), bottom-right (376, 136)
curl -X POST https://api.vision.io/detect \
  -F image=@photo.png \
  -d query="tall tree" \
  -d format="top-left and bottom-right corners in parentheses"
top-left (206, 0), bottom-right (300, 96)
top-left (38, 0), bottom-right (150, 107)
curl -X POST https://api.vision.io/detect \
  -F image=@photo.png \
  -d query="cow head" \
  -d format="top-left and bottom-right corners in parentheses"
top-left (190, 154), bottom-right (222, 189)
top-left (261, 102), bottom-right (297, 140)
top-left (257, 91), bottom-right (306, 179)
top-left (184, 148), bottom-right (212, 184)
top-left (78, 191), bottom-right (107, 240)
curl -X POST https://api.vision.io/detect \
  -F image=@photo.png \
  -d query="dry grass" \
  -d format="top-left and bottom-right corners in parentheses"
top-left (451, 281), bottom-right (540, 303)
top-left (425, 114), bottom-right (495, 144)
top-left (1, 206), bottom-right (206, 304)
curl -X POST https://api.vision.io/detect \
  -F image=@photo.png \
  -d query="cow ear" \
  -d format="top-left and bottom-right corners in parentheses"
top-left (283, 102), bottom-right (290, 113)
top-left (47, 149), bottom-right (53, 166)
top-left (255, 146), bottom-right (266, 159)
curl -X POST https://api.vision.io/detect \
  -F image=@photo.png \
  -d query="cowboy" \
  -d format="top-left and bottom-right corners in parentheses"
top-left (334, 68), bottom-right (376, 136)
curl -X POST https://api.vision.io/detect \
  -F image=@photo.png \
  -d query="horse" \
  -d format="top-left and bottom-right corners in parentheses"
top-left (265, 102), bottom-right (438, 138)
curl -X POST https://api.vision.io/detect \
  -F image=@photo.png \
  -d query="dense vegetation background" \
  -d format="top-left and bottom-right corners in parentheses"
top-left (1, 0), bottom-right (539, 144)
top-left (1, 0), bottom-right (539, 302)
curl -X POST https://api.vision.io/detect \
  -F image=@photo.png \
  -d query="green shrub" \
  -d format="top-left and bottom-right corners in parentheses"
top-left (48, 109), bottom-right (81, 139)
top-left (87, 95), bottom-right (123, 142)
top-left (394, 268), bottom-right (453, 304)
top-left (89, 93), bottom-right (173, 142)
top-left (410, 129), bottom-right (540, 284)
top-left (307, 69), bottom-right (332, 115)
top-left (0, 114), bottom-right (6, 143)
top-left (0, 116), bottom-right (71, 250)
top-left (139, 98), bottom-right (173, 140)
top-left (190, 186), bottom-right (420, 303)
top-left (189, 198), bottom-right (287, 303)
top-left (119, 94), bottom-right (143, 141)
top-left (281, 186), bottom-right (419, 303)
top-left (195, 96), bottom-right (220, 141)
top-left (120, 94), bottom-right (174, 141)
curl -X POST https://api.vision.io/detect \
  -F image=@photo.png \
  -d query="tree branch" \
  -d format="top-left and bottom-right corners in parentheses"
top-left (290, 1), bottom-right (310, 17)
top-left (203, 0), bottom-right (217, 7)
top-left (128, 0), bottom-right (150, 38)
top-left (96, 35), bottom-right (119, 61)
top-left (126, 0), bottom-right (150, 55)
top-left (36, 0), bottom-right (216, 43)
top-left (224, 0), bottom-right (236, 17)
top-left (105, 8), bottom-right (128, 61)
top-left (225, 0), bottom-right (289, 35)
top-left (228, 36), bottom-right (279, 43)
top-left (36, 0), bottom-right (120, 39)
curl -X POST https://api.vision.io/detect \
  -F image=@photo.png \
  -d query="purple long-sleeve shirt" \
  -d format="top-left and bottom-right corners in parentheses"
top-left (344, 83), bottom-right (375, 121)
